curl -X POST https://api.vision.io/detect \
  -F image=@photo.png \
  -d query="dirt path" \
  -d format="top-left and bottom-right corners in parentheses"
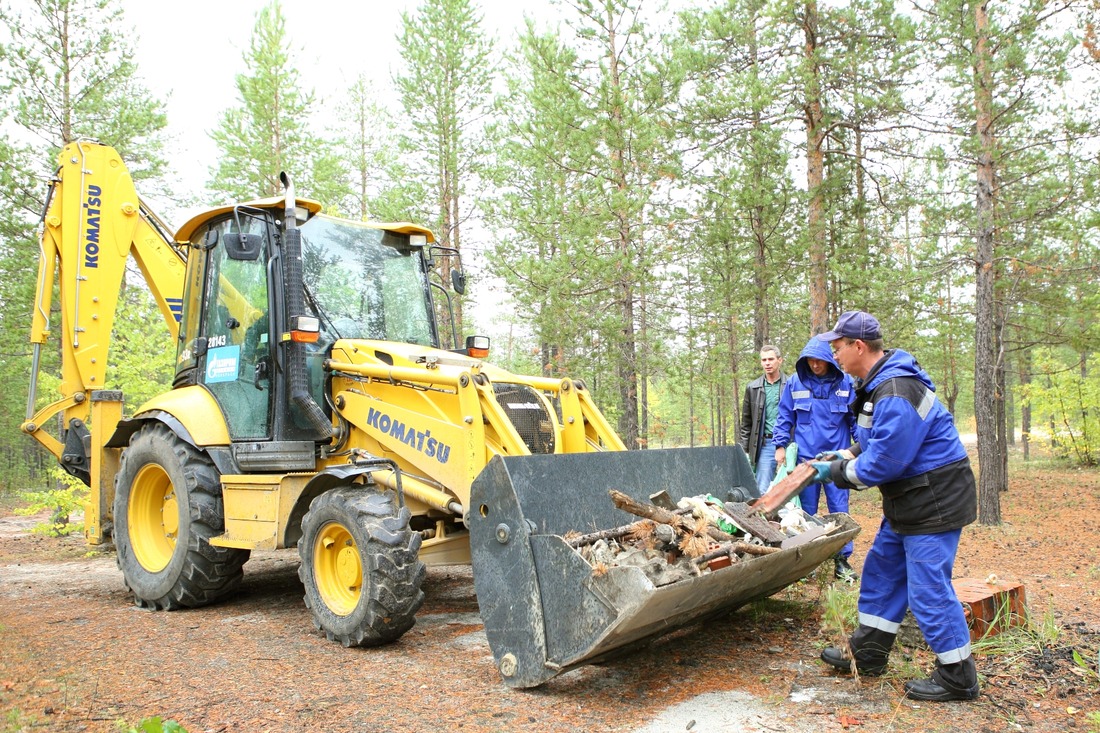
top-left (1, 460), bottom-right (1098, 733)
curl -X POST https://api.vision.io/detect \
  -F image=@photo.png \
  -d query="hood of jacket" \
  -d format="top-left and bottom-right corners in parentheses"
top-left (794, 336), bottom-right (845, 385)
top-left (862, 348), bottom-right (936, 393)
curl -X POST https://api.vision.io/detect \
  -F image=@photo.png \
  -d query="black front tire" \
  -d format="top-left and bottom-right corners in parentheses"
top-left (298, 486), bottom-right (426, 646)
top-left (113, 423), bottom-right (249, 609)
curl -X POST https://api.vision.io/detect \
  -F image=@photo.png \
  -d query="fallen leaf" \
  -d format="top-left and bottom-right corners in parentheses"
top-left (1, 681), bottom-right (14, 691)
top-left (839, 714), bottom-right (862, 727)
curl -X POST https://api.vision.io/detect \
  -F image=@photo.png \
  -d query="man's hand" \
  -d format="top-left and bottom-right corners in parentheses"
top-left (811, 462), bottom-right (832, 484)
top-left (775, 446), bottom-right (786, 467)
top-left (815, 449), bottom-right (854, 461)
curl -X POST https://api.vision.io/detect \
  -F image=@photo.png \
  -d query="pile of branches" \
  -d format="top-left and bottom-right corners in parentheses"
top-left (563, 465), bottom-right (838, 586)
top-left (563, 490), bottom-right (788, 587)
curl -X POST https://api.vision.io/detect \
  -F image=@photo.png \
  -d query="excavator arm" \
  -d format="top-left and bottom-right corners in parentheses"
top-left (22, 141), bottom-right (187, 540)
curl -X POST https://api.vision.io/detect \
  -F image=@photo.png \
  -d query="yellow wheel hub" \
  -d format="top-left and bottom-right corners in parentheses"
top-left (314, 522), bottom-right (362, 616)
top-left (128, 463), bottom-right (179, 573)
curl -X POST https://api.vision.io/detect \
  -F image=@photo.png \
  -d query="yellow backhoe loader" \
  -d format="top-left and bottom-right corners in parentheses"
top-left (22, 141), bottom-right (858, 688)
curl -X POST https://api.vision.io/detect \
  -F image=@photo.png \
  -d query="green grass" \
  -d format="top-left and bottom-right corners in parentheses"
top-left (116, 718), bottom-right (189, 733)
top-left (2, 708), bottom-right (38, 733)
top-left (11, 468), bottom-right (87, 536)
top-left (819, 581), bottom-right (858, 643)
top-left (972, 599), bottom-right (1061, 658)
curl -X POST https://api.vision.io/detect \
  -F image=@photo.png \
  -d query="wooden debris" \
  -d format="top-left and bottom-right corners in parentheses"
top-left (694, 541), bottom-right (779, 567)
top-left (731, 542), bottom-right (781, 557)
top-left (610, 490), bottom-right (737, 545)
top-left (648, 490), bottom-right (677, 510)
top-left (724, 501), bottom-right (789, 544)
top-left (565, 487), bottom-right (830, 583)
top-left (610, 490), bottom-right (689, 527)
top-left (566, 520), bottom-right (650, 548)
top-left (748, 462), bottom-right (817, 519)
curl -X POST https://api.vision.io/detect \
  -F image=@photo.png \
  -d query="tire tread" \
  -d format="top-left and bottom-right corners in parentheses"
top-left (298, 486), bottom-right (426, 647)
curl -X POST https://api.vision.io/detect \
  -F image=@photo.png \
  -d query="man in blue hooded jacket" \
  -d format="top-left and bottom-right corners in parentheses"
top-left (811, 311), bottom-right (979, 702)
top-left (772, 336), bottom-right (857, 582)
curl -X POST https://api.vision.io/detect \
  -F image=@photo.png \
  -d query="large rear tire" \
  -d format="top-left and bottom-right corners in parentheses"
top-left (113, 423), bottom-right (249, 609)
top-left (298, 486), bottom-right (426, 646)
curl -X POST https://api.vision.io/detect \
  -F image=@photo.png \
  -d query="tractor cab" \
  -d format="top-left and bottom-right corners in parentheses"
top-left (172, 200), bottom-right (443, 465)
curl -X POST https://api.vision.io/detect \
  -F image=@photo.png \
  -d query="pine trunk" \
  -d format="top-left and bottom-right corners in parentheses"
top-left (803, 0), bottom-right (828, 334)
top-left (973, 0), bottom-right (1003, 525)
top-left (1019, 346), bottom-right (1031, 461)
top-left (604, 5), bottom-right (639, 449)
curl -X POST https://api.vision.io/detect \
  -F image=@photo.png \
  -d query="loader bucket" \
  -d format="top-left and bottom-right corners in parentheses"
top-left (468, 446), bottom-right (860, 688)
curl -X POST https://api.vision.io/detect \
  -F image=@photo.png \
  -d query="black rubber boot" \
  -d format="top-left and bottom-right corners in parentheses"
top-left (905, 655), bottom-right (980, 701)
top-left (820, 625), bottom-right (895, 676)
top-left (833, 554), bottom-right (858, 584)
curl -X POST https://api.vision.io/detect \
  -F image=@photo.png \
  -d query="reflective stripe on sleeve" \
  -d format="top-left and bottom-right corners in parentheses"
top-left (917, 388), bottom-right (936, 419)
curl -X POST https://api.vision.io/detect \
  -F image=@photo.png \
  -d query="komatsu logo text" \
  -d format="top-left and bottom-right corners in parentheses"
top-left (83, 185), bottom-right (102, 269)
top-left (366, 408), bottom-right (451, 464)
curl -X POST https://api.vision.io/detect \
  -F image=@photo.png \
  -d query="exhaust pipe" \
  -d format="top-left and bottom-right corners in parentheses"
top-left (279, 172), bottom-right (332, 440)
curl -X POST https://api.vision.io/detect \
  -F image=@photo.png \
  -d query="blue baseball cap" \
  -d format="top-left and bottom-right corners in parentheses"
top-left (818, 311), bottom-right (882, 341)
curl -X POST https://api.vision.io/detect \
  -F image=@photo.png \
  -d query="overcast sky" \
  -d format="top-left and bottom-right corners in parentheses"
top-left (118, 0), bottom-right (551, 220)
top-left (110, 0), bottom-right (558, 337)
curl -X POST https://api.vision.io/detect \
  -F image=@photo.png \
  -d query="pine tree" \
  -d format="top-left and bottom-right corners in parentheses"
top-left (916, 0), bottom-right (1100, 522)
top-left (0, 0), bottom-right (168, 179)
top-left (208, 0), bottom-right (347, 206)
top-left (394, 0), bottom-right (495, 340)
top-left (483, 26), bottom-right (605, 382)
top-left (330, 75), bottom-right (406, 221)
top-left (485, 0), bottom-right (679, 447)
top-left (671, 0), bottom-right (802, 440)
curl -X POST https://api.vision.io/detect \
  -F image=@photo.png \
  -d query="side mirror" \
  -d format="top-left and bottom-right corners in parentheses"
top-left (451, 268), bottom-right (467, 295)
top-left (223, 232), bottom-right (263, 261)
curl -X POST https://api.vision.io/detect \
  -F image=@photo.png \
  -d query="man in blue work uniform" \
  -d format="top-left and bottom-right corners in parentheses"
top-left (772, 336), bottom-right (857, 582)
top-left (811, 311), bottom-right (979, 702)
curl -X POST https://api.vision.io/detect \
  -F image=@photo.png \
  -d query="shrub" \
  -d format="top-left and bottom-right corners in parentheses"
top-left (14, 467), bottom-right (87, 536)
top-left (1017, 350), bottom-right (1100, 467)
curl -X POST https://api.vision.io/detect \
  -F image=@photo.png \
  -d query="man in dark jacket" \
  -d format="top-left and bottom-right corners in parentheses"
top-left (811, 311), bottom-right (979, 702)
top-left (739, 345), bottom-right (786, 496)
top-left (773, 336), bottom-right (857, 582)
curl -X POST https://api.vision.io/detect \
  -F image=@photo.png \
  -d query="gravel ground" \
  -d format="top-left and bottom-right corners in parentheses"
top-left (1, 456), bottom-right (1098, 732)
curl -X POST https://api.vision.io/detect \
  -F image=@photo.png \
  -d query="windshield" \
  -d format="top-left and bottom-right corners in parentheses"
top-left (299, 214), bottom-right (437, 348)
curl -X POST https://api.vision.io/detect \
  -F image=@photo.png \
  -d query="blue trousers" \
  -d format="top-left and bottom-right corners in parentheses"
top-left (798, 481), bottom-right (853, 558)
top-left (755, 442), bottom-right (777, 496)
top-left (858, 518), bottom-right (972, 665)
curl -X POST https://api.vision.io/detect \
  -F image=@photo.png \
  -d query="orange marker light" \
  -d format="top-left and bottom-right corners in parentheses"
top-left (288, 315), bottom-right (320, 343)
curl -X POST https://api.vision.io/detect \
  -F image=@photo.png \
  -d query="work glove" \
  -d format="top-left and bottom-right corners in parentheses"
top-left (811, 461), bottom-right (832, 484)
top-left (815, 449), bottom-right (854, 461)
